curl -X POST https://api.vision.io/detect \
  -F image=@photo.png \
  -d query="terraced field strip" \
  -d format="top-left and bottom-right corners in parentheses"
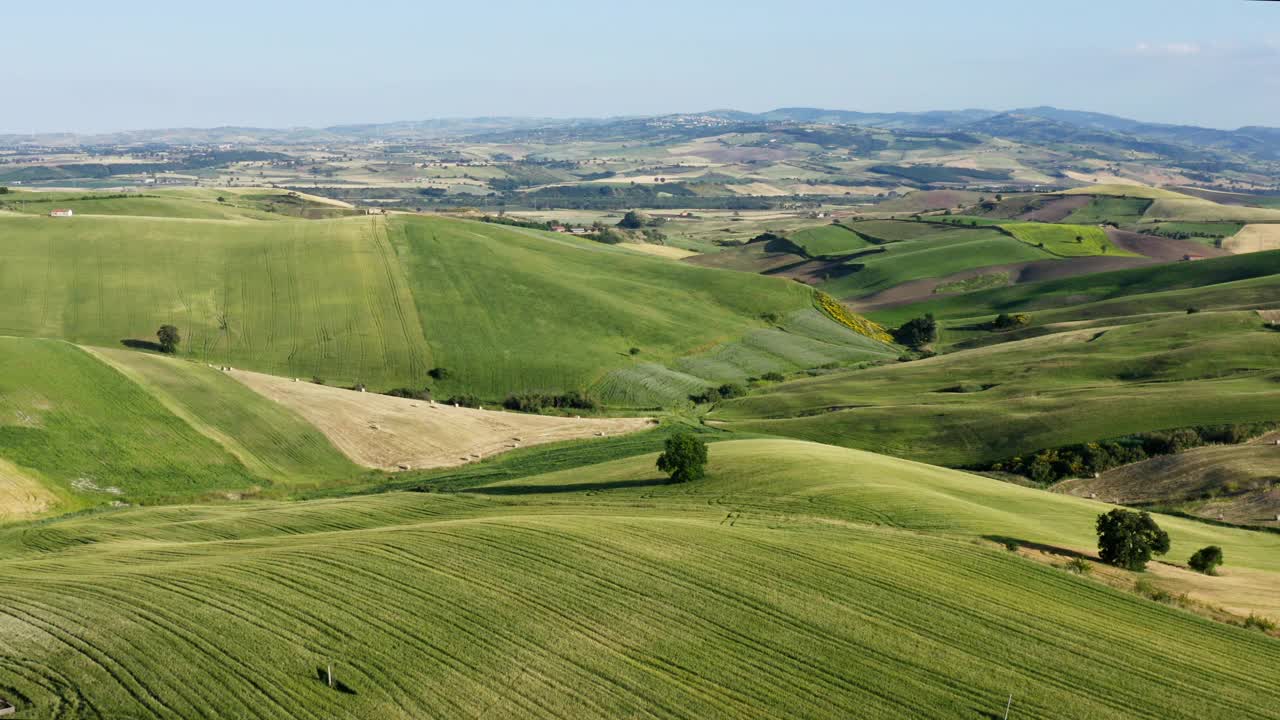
top-left (0, 337), bottom-right (259, 505)
top-left (232, 369), bottom-right (655, 471)
top-left (87, 347), bottom-right (360, 489)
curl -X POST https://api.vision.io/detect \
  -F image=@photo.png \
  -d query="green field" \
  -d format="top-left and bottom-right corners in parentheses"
top-left (0, 211), bottom-right (838, 402)
top-left (710, 311), bottom-right (1280, 466)
top-left (0, 338), bottom-right (361, 512)
top-left (818, 227), bottom-right (1052, 298)
top-left (787, 223), bottom-right (871, 256)
top-left (842, 219), bottom-right (971, 242)
top-left (1000, 223), bottom-right (1125, 257)
top-left (1063, 196), bottom-right (1152, 224)
top-left (2, 439), bottom-right (1278, 718)
top-left (866, 249), bottom-right (1280, 328)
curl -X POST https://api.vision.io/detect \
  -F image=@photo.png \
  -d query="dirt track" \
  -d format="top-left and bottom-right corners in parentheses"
top-left (231, 370), bottom-right (655, 472)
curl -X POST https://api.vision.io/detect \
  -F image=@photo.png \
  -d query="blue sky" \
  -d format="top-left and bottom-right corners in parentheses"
top-left (4, 0), bottom-right (1278, 133)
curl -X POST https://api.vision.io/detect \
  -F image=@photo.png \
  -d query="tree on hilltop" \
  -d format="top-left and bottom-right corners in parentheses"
top-left (157, 325), bottom-right (181, 354)
top-left (1096, 509), bottom-right (1170, 571)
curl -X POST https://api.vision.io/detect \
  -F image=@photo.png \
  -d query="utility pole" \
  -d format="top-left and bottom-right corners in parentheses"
top-left (327, 663), bottom-right (334, 689)
top-left (1003, 694), bottom-right (1012, 720)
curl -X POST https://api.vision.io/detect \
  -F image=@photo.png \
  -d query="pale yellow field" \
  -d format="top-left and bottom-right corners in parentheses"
top-left (0, 458), bottom-right (55, 522)
top-left (232, 370), bottom-right (655, 471)
top-left (1224, 224), bottom-right (1280, 254)
top-left (619, 243), bottom-right (699, 259)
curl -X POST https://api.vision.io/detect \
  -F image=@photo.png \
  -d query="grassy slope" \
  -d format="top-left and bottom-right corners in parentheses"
top-left (820, 228), bottom-right (1052, 298)
top-left (1063, 196), bottom-right (1151, 224)
top-left (89, 348), bottom-right (361, 489)
top-left (0, 338), bottom-right (261, 507)
top-left (1001, 222), bottom-right (1127, 257)
top-left (788, 223), bottom-right (871, 256)
top-left (709, 312), bottom-right (1280, 466)
top-left (866, 249), bottom-right (1280, 327)
top-left (1055, 437), bottom-right (1280, 527)
top-left (0, 211), bottom-right (828, 402)
top-left (388, 217), bottom-right (818, 399)
top-left (0, 213), bottom-right (432, 390)
top-left (2, 439), bottom-right (1279, 718)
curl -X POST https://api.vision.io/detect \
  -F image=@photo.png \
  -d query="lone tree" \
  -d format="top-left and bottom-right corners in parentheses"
top-left (1096, 509), bottom-right (1170, 571)
top-left (156, 324), bottom-right (181, 354)
top-left (656, 431), bottom-right (708, 483)
top-left (893, 314), bottom-right (938, 349)
top-left (1188, 546), bottom-right (1224, 575)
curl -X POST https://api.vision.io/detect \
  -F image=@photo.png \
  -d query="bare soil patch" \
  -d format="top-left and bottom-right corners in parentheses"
top-left (231, 370), bottom-right (655, 472)
top-left (1106, 228), bottom-right (1230, 261)
top-left (1017, 195), bottom-right (1090, 223)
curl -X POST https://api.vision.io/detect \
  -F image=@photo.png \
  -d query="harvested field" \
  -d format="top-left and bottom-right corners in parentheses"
top-left (231, 370), bottom-right (654, 471)
top-left (619, 243), bottom-right (699, 259)
top-left (1017, 195), bottom-right (1091, 222)
top-left (1224, 224), bottom-right (1280, 254)
top-left (1106, 228), bottom-right (1230, 261)
top-left (0, 459), bottom-right (54, 522)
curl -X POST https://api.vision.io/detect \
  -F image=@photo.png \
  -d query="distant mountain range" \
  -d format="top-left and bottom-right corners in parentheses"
top-left (3, 107), bottom-right (1278, 163)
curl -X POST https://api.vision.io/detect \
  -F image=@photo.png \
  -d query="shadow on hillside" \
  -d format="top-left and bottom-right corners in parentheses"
top-left (471, 476), bottom-right (676, 496)
top-left (983, 535), bottom-right (1092, 560)
top-left (120, 339), bottom-right (165, 352)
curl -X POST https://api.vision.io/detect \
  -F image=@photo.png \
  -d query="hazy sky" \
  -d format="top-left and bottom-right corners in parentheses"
top-left (5, 0), bottom-right (1278, 133)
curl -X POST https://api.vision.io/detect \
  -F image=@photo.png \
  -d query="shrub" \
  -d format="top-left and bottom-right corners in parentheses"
top-left (502, 391), bottom-right (598, 413)
top-left (386, 387), bottom-right (431, 401)
top-left (427, 367), bottom-right (451, 381)
top-left (892, 314), bottom-right (938, 349)
top-left (990, 313), bottom-right (1030, 331)
top-left (689, 383), bottom-right (746, 404)
top-left (444, 394), bottom-right (482, 408)
top-left (1003, 540), bottom-right (1020, 552)
top-left (1097, 509), bottom-right (1170, 571)
top-left (1188, 546), bottom-right (1224, 575)
top-left (629, 347), bottom-right (641, 356)
top-left (1134, 578), bottom-right (1174, 603)
top-left (656, 432), bottom-right (708, 483)
top-left (1243, 614), bottom-right (1277, 633)
top-left (1186, 306), bottom-right (1200, 314)
top-left (311, 376), bottom-right (326, 385)
top-left (761, 371), bottom-right (785, 382)
top-left (1065, 556), bottom-right (1091, 575)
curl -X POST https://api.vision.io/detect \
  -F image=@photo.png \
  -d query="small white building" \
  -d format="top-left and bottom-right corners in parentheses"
top-left (49, 208), bottom-right (74, 217)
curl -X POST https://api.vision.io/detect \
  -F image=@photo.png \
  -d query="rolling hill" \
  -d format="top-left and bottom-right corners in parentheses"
top-left (708, 311), bottom-right (1280, 467)
top-left (0, 200), bottom-right (880, 403)
top-left (1, 439), bottom-right (1278, 719)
